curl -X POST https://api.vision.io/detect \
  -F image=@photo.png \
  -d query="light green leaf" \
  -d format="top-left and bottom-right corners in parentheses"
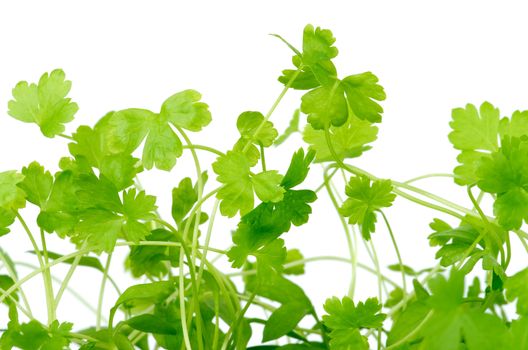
top-left (251, 171), bottom-right (285, 203)
top-left (342, 72), bottom-right (385, 123)
top-left (303, 115), bottom-right (378, 162)
top-left (160, 89), bottom-right (211, 131)
top-left (8, 69), bottom-right (78, 137)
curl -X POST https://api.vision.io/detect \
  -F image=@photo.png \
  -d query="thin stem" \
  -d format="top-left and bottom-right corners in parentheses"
top-left (182, 144), bottom-right (225, 157)
top-left (196, 199), bottom-right (220, 287)
top-left (226, 255), bottom-right (399, 288)
top-left (57, 133), bottom-right (74, 140)
top-left (16, 212), bottom-right (55, 324)
top-left (54, 241), bottom-right (88, 312)
top-left (403, 173), bottom-right (454, 184)
top-left (386, 311), bottom-right (434, 349)
top-left (16, 261), bottom-right (107, 322)
top-left (221, 292), bottom-right (256, 350)
top-left (380, 210), bottom-right (407, 294)
top-left (241, 68), bottom-right (301, 153)
top-left (96, 253), bottom-right (112, 331)
top-left (323, 167), bottom-right (357, 299)
top-left (259, 143), bottom-right (267, 172)
top-left (0, 253), bottom-right (33, 318)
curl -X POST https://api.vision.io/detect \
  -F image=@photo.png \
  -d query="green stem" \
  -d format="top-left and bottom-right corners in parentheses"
top-left (221, 292), bottom-right (256, 350)
top-left (96, 252), bottom-right (112, 331)
top-left (241, 68), bottom-right (301, 153)
top-left (403, 173), bottom-right (454, 184)
top-left (226, 255), bottom-right (399, 288)
top-left (196, 199), bottom-right (220, 288)
top-left (16, 212), bottom-right (55, 325)
top-left (386, 311), bottom-right (434, 349)
top-left (16, 261), bottom-right (107, 322)
top-left (259, 143), bottom-right (267, 172)
top-left (54, 242), bottom-right (87, 312)
top-left (182, 144), bottom-right (226, 157)
top-left (380, 210), bottom-right (407, 294)
top-left (323, 168), bottom-right (357, 299)
top-left (0, 253), bottom-right (33, 318)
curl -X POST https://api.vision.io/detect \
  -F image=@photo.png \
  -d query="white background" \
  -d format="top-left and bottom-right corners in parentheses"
top-left (1, 0), bottom-right (528, 345)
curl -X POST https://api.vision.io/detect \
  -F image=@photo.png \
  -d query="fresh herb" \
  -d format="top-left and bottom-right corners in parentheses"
top-left (0, 24), bottom-right (526, 350)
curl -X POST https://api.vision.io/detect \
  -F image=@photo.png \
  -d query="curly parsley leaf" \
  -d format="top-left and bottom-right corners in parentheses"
top-left (339, 176), bottom-right (395, 240)
top-left (0, 320), bottom-right (72, 350)
top-left (322, 297), bottom-right (385, 350)
top-left (213, 151), bottom-right (285, 217)
top-left (8, 69), bottom-right (78, 138)
top-left (18, 162), bottom-right (53, 207)
top-left (341, 72), bottom-right (386, 123)
top-left (303, 115), bottom-right (378, 162)
top-left (476, 137), bottom-right (528, 229)
top-left (448, 102), bottom-right (500, 185)
top-left (160, 89), bottom-right (211, 132)
top-left (98, 90), bottom-right (210, 171)
top-left (301, 81), bottom-right (348, 130)
top-left (0, 171), bottom-right (26, 209)
top-left (418, 271), bottom-right (510, 350)
top-left (505, 267), bottom-right (528, 316)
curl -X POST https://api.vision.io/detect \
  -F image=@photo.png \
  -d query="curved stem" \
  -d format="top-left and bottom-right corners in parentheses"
top-left (96, 252), bottom-right (112, 331)
top-left (380, 210), bottom-right (407, 294)
top-left (226, 255), bottom-right (400, 288)
top-left (54, 242), bottom-right (87, 312)
top-left (182, 144), bottom-right (225, 157)
top-left (386, 310), bottom-right (434, 349)
top-left (323, 167), bottom-right (357, 299)
top-left (0, 253), bottom-right (33, 318)
top-left (16, 212), bottom-right (55, 324)
top-left (241, 68), bottom-right (301, 153)
top-left (403, 173), bottom-right (454, 184)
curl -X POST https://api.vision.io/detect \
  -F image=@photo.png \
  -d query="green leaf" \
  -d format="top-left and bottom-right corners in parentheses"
top-left (284, 249), bottom-right (305, 275)
top-left (171, 177), bottom-right (198, 226)
top-left (236, 111), bottom-right (278, 147)
top-left (448, 102), bottom-right (500, 185)
top-left (510, 317), bottom-right (528, 350)
top-left (142, 116), bottom-right (182, 171)
top-left (263, 302), bottom-right (311, 342)
top-left (18, 162), bottom-right (53, 207)
top-left (281, 148), bottom-right (315, 189)
top-left (122, 314), bottom-right (179, 335)
top-left (125, 229), bottom-right (177, 278)
top-left (499, 110), bottom-right (528, 138)
top-left (505, 268), bottom-right (528, 316)
top-left (8, 69), bottom-right (78, 137)
top-left (228, 189), bottom-right (316, 267)
top-left (160, 89), bottom-right (212, 132)
top-left (251, 171), bottom-right (285, 203)
top-left (0, 171), bottom-right (26, 211)
top-left (301, 81), bottom-right (348, 130)
top-left (322, 297), bottom-right (385, 350)
top-left (418, 270), bottom-right (510, 350)
top-left (339, 176), bottom-right (395, 240)
top-left (274, 109), bottom-right (300, 145)
top-left (476, 137), bottom-right (528, 229)
top-left (98, 90), bottom-right (211, 171)
top-left (213, 151), bottom-right (286, 217)
top-left (0, 320), bottom-right (73, 350)
top-left (303, 115), bottom-right (378, 162)
top-left (109, 281), bottom-right (175, 327)
top-left (301, 24), bottom-right (338, 84)
top-left (342, 72), bottom-right (386, 123)
top-left (213, 151), bottom-right (254, 217)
